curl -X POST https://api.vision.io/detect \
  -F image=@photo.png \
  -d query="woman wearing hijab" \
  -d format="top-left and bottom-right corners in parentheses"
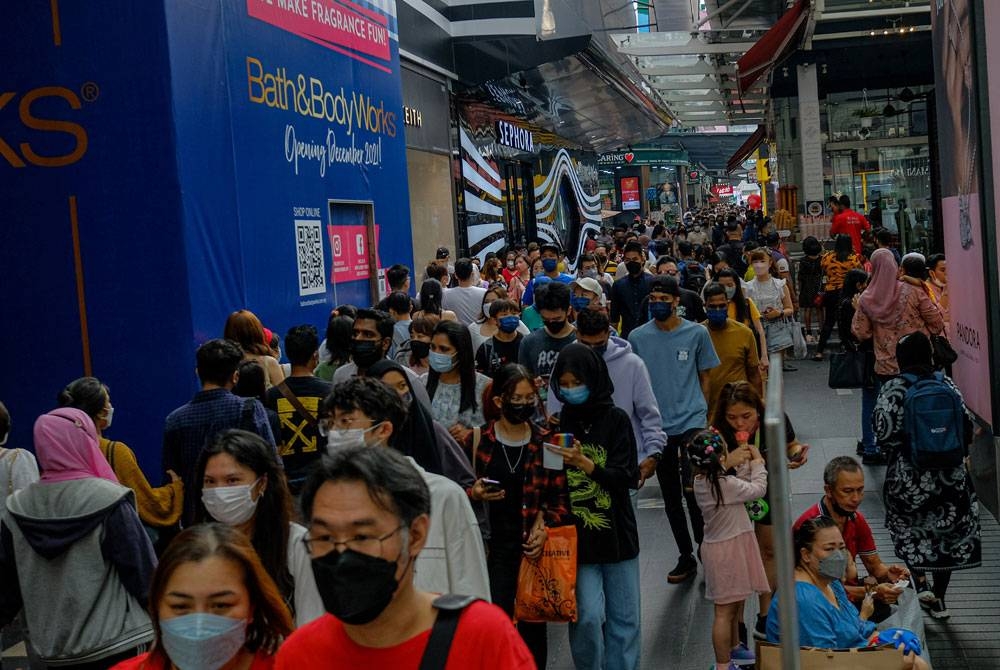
top-left (0, 408), bottom-right (156, 668)
top-left (852, 248), bottom-right (944, 384)
top-left (367, 359), bottom-right (476, 489)
top-left (548, 344), bottom-right (641, 670)
top-left (874, 332), bottom-right (980, 619)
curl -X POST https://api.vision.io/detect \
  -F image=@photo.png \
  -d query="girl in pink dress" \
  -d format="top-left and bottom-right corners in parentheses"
top-left (689, 429), bottom-right (770, 670)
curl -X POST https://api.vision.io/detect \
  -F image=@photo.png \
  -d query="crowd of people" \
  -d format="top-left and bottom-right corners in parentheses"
top-left (0, 200), bottom-right (979, 670)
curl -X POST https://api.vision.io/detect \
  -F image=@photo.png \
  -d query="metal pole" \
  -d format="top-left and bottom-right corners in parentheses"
top-left (765, 352), bottom-right (800, 670)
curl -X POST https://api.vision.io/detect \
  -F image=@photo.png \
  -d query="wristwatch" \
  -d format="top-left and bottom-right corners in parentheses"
top-left (650, 452), bottom-right (663, 463)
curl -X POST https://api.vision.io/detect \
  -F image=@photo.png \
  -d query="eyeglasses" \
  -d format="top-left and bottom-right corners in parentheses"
top-left (317, 415), bottom-right (374, 437)
top-left (302, 524), bottom-right (404, 556)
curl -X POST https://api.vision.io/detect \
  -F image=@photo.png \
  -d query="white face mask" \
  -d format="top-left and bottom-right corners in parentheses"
top-left (0, 432), bottom-right (7, 447)
top-left (483, 302), bottom-right (493, 320)
top-left (201, 479), bottom-right (261, 526)
top-left (103, 406), bottom-right (114, 430)
top-left (326, 423), bottom-right (382, 452)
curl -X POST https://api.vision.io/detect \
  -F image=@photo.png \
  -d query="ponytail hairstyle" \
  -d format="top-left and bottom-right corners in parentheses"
top-left (686, 428), bottom-right (727, 507)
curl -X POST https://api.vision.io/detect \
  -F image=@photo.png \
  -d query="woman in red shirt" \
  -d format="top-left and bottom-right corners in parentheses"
top-left (113, 523), bottom-right (293, 670)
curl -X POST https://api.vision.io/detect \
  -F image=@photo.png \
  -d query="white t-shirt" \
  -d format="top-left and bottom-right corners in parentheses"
top-left (286, 522), bottom-right (325, 627)
top-left (442, 286), bottom-right (487, 325)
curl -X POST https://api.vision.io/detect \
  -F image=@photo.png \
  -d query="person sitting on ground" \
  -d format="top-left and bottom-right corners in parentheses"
top-left (276, 446), bottom-right (531, 668)
top-left (195, 429), bottom-right (324, 626)
top-left (224, 309), bottom-right (285, 386)
top-left (794, 456), bottom-right (908, 618)
top-left (111, 523), bottom-right (294, 670)
top-left (265, 325), bottom-right (332, 493)
top-left (59, 377), bottom-right (183, 535)
top-left (163, 338), bottom-right (276, 526)
top-left (767, 517), bottom-right (928, 670)
top-left (0, 408), bottom-right (156, 667)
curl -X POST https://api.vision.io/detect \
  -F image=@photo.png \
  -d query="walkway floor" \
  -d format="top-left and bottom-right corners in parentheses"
top-left (547, 356), bottom-right (1000, 670)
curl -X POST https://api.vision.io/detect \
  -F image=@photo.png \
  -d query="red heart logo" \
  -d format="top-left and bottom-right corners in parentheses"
top-left (624, 152), bottom-right (635, 163)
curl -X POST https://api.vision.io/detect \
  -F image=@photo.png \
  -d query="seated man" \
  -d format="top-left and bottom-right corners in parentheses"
top-left (319, 377), bottom-right (490, 601)
top-left (794, 456), bottom-right (908, 615)
top-left (278, 445), bottom-right (532, 668)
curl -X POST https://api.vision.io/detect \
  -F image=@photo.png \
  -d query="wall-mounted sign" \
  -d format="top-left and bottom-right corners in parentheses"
top-left (495, 120), bottom-right (534, 153)
top-left (687, 170), bottom-right (700, 181)
top-left (621, 177), bottom-right (640, 211)
top-left (403, 106), bottom-right (423, 128)
top-left (711, 184), bottom-right (735, 197)
top-left (598, 148), bottom-right (689, 166)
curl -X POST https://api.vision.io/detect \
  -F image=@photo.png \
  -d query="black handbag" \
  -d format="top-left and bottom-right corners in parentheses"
top-left (828, 349), bottom-right (873, 389)
top-left (931, 334), bottom-right (958, 366)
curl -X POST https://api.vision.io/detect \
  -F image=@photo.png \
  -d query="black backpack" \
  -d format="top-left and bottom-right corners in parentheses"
top-left (683, 260), bottom-right (707, 294)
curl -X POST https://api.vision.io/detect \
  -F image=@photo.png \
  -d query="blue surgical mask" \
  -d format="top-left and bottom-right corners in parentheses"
top-left (428, 350), bottom-right (457, 373)
top-left (724, 285), bottom-right (736, 300)
top-left (706, 308), bottom-right (728, 327)
top-left (542, 258), bottom-right (558, 273)
top-left (649, 301), bottom-right (673, 322)
top-left (159, 613), bottom-right (247, 670)
top-left (560, 385), bottom-right (590, 405)
top-left (570, 296), bottom-right (591, 312)
top-left (498, 315), bottom-right (521, 333)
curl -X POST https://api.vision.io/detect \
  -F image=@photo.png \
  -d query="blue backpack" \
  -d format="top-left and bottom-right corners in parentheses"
top-left (901, 372), bottom-right (965, 469)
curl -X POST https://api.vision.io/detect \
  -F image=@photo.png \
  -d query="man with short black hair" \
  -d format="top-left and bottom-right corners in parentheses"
top-left (522, 243), bottom-right (573, 306)
top-left (376, 264), bottom-right (413, 312)
top-left (265, 325), bottom-right (331, 492)
top-left (319, 378), bottom-right (490, 601)
top-left (163, 338), bottom-right (276, 524)
top-left (653, 256), bottom-right (706, 322)
top-left (610, 241), bottom-right (656, 338)
top-left (831, 195), bottom-right (871, 255)
top-left (518, 281), bottom-right (576, 384)
top-left (385, 291), bottom-right (414, 358)
top-left (628, 277), bottom-right (719, 584)
top-left (702, 283), bottom-right (762, 412)
top-left (717, 222), bottom-right (748, 277)
top-left (442, 258), bottom-right (487, 325)
top-left (278, 445), bottom-right (527, 668)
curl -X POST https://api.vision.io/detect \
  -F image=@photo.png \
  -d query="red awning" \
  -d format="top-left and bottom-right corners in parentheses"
top-left (726, 125), bottom-right (767, 173)
top-left (737, 0), bottom-right (810, 94)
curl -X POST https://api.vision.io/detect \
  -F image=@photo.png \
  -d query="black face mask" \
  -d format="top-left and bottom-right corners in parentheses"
top-left (590, 343), bottom-right (608, 357)
top-left (409, 340), bottom-right (430, 359)
top-left (625, 260), bottom-right (643, 276)
top-left (829, 497), bottom-right (856, 519)
top-left (351, 339), bottom-right (383, 369)
top-left (502, 400), bottom-right (536, 425)
top-left (544, 319), bottom-right (566, 334)
top-left (311, 548), bottom-right (405, 625)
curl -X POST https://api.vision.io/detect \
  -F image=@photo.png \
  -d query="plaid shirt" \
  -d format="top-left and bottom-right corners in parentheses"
top-left (162, 388), bottom-right (276, 525)
top-left (470, 421), bottom-right (569, 538)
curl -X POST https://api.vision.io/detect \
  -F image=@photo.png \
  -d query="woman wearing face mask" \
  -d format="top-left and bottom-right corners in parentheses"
top-left (481, 257), bottom-right (507, 290)
top-left (716, 269), bottom-right (769, 375)
top-left (112, 523), bottom-right (294, 670)
top-left (714, 381), bottom-right (808, 642)
top-left (469, 285), bottom-right (529, 352)
top-left (367, 359), bottom-right (475, 490)
top-left (765, 517), bottom-right (929, 670)
top-left (396, 315), bottom-right (438, 375)
top-left (475, 299), bottom-right (527, 379)
top-left (420, 321), bottom-right (491, 443)
top-left (506, 254), bottom-right (531, 305)
top-left (742, 249), bottom-right (795, 372)
top-left (194, 430), bottom-right (323, 627)
top-left (1, 408), bottom-right (156, 668)
top-left (466, 364), bottom-right (569, 669)
top-left (59, 377), bottom-right (183, 537)
top-left (548, 344), bottom-right (641, 670)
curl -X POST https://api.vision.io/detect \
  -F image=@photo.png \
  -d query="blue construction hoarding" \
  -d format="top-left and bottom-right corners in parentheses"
top-left (0, 0), bottom-right (412, 475)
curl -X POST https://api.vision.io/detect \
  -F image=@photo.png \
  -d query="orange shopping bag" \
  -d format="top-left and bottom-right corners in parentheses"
top-left (514, 525), bottom-right (578, 623)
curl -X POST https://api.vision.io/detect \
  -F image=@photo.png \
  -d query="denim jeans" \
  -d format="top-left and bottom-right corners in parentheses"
top-left (861, 384), bottom-right (877, 452)
top-left (568, 558), bottom-right (641, 670)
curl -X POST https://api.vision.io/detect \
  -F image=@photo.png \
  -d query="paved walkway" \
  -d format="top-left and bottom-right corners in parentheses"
top-left (547, 356), bottom-right (999, 669)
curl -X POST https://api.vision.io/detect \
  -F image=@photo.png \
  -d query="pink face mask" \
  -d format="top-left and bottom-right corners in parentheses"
top-left (752, 262), bottom-right (769, 275)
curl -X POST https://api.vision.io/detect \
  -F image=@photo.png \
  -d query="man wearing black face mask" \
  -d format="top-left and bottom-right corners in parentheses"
top-left (278, 446), bottom-right (532, 668)
top-left (333, 309), bottom-right (432, 409)
top-left (610, 241), bottom-right (655, 338)
top-left (518, 282), bottom-right (577, 397)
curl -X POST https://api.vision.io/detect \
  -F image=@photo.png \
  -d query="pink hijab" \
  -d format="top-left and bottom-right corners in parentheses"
top-left (35, 407), bottom-right (119, 484)
top-left (858, 248), bottom-right (903, 323)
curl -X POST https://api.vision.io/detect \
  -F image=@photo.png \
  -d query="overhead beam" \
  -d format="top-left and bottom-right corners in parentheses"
top-left (617, 39), bottom-right (757, 56)
top-left (661, 92), bottom-right (767, 102)
top-left (692, 0), bottom-right (745, 30)
top-left (817, 6), bottom-right (929, 20)
top-left (639, 63), bottom-right (736, 76)
top-left (652, 78), bottom-right (739, 90)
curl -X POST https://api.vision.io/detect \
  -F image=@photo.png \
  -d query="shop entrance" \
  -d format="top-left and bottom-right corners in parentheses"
top-left (502, 161), bottom-right (536, 245)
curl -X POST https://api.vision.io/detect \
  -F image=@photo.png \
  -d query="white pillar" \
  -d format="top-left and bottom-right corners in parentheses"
top-left (797, 63), bottom-right (824, 212)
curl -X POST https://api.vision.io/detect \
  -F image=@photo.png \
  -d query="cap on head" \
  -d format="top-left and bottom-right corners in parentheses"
top-left (570, 277), bottom-right (606, 305)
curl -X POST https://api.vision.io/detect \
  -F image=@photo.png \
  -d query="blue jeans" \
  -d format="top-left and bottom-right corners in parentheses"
top-left (568, 558), bottom-right (641, 670)
top-left (861, 384), bottom-right (877, 453)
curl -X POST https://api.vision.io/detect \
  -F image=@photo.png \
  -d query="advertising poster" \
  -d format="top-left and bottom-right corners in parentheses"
top-left (931, 0), bottom-right (991, 424)
top-left (621, 177), bottom-right (641, 210)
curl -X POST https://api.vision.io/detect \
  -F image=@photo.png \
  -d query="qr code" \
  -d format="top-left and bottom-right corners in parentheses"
top-left (295, 220), bottom-right (326, 296)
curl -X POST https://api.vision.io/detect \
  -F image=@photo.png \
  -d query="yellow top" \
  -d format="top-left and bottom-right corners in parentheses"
top-left (100, 437), bottom-right (183, 528)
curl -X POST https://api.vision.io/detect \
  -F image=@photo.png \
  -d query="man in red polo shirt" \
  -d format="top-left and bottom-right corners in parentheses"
top-left (830, 195), bottom-right (871, 255)
top-left (277, 446), bottom-right (534, 670)
top-left (794, 456), bottom-right (907, 607)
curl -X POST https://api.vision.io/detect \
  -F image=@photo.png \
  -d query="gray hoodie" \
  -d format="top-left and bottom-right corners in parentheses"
top-left (548, 335), bottom-right (667, 462)
top-left (1, 479), bottom-right (155, 666)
